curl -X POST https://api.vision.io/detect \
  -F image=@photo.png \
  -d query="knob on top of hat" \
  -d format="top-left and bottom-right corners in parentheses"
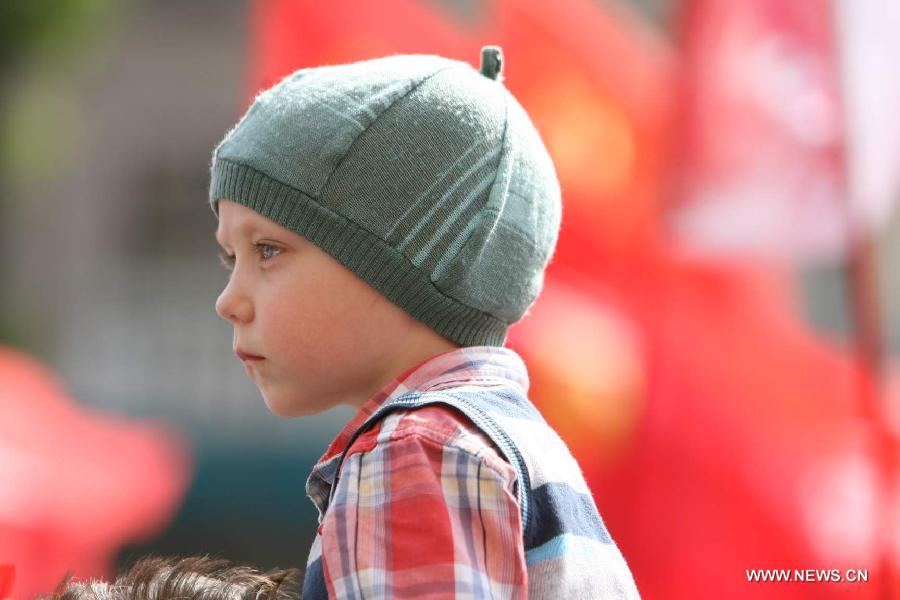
top-left (479, 45), bottom-right (503, 82)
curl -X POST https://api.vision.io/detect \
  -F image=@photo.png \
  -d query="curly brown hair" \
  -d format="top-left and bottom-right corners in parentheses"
top-left (44, 555), bottom-right (300, 600)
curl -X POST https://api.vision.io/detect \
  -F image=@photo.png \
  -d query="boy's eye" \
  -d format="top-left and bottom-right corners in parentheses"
top-left (255, 242), bottom-right (282, 262)
top-left (216, 243), bottom-right (281, 271)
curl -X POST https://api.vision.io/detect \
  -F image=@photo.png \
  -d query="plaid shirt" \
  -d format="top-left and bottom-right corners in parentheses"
top-left (301, 346), bottom-right (640, 599)
top-left (303, 346), bottom-right (529, 599)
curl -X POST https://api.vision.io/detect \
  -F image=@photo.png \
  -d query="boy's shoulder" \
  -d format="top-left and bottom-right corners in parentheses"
top-left (345, 387), bottom-right (518, 482)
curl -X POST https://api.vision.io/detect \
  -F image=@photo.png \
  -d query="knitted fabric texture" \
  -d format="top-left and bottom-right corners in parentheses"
top-left (208, 47), bottom-right (562, 346)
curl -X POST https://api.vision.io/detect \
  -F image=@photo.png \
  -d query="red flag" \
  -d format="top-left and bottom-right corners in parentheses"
top-left (249, 0), bottom-right (470, 99)
top-left (670, 0), bottom-right (848, 261)
top-left (0, 566), bottom-right (14, 600)
top-left (0, 347), bottom-right (191, 599)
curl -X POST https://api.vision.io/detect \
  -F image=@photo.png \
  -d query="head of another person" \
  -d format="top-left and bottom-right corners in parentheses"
top-left (44, 556), bottom-right (299, 600)
top-left (209, 47), bottom-right (561, 417)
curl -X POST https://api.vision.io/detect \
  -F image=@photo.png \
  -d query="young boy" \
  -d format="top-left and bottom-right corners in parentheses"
top-left (210, 46), bottom-right (640, 599)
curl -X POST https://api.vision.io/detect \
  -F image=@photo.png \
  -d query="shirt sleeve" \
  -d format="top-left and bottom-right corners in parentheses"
top-left (319, 430), bottom-right (528, 599)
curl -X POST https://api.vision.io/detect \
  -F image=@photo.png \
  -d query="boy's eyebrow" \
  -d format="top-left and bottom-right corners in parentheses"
top-left (214, 222), bottom-right (257, 246)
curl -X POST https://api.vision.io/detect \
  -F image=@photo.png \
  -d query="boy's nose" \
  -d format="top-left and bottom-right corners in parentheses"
top-left (215, 283), bottom-right (253, 325)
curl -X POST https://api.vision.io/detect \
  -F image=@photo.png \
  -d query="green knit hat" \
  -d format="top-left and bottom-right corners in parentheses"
top-left (209, 46), bottom-right (561, 347)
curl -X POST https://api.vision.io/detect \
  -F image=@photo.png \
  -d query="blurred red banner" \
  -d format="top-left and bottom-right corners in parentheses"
top-left (0, 347), bottom-right (191, 599)
top-left (670, 0), bottom-right (849, 261)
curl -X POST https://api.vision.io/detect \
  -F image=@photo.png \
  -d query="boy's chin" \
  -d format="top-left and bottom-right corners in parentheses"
top-left (260, 391), bottom-right (329, 418)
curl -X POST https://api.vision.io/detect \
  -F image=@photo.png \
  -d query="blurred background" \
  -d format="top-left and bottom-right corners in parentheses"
top-left (0, 0), bottom-right (898, 598)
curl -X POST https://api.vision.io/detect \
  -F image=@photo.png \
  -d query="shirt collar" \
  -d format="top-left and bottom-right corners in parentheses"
top-left (306, 345), bottom-right (529, 517)
top-left (317, 344), bottom-right (529, 464)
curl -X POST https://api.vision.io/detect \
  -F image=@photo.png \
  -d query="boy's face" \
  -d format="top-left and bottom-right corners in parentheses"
top-left (214, 199), bottom-right (457, 417)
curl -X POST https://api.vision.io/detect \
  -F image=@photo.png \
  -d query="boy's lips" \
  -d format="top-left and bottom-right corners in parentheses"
top-left (235, 349), bottom-right (265, 362)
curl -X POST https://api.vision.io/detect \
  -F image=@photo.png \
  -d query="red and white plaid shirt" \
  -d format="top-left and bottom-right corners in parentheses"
top-left (303, 346), bottom-right (529, 599)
